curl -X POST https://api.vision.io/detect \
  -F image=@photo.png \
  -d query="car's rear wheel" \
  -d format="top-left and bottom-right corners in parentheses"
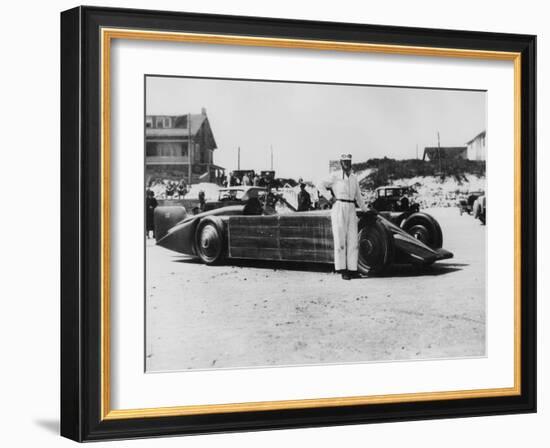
top-left (195, 219), bottom-right (225, 264)
top-left (357, 220), bottom-right (394, 275)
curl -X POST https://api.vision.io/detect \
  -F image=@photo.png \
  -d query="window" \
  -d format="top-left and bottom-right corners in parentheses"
top-left (146, 142), bottom-right (188, 158)
top-left (146, 142), bottom-right (158, 157)
top-left (155, 117), bottom-right (171, 128)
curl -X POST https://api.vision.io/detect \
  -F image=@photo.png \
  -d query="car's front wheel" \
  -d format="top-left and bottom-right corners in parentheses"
top-left (195, 218), bottom-right (225, 264)
top-left (406, 223), bottom-right (431, 245)
top-left (402, 213), bottom-right (443, 249)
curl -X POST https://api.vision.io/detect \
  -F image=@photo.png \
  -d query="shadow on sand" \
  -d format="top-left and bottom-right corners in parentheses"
top-left (383, 262), bottom-right (466, 278)
top-left (172, 256), bottom-right (466, 278)
top-left (173, 256), bottom-right (335, 273)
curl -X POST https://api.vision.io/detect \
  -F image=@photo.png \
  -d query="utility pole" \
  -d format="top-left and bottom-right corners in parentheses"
top-left (188, 113), bottom-right (192, 184)
top-left (437, 131), bottom-right (442, 174)
top-left (237, 146), bottom-right (241, 170)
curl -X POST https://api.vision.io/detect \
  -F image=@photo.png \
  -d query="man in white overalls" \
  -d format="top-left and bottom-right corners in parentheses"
top-left (324, 154), bottom-right (369, 280)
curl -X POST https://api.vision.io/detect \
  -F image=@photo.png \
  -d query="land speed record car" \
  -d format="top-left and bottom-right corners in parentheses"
top-left (154, 197), bottom-right (453, 275)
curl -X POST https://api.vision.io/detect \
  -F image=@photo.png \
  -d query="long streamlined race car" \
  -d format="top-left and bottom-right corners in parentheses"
top-left (154, 197), bottom-right (453, 275)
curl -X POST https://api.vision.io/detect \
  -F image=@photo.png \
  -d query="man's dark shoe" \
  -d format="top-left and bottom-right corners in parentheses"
top-left (347, 270), bottom-right (362, 279)
top-left (341, 271), bottom-right (351, 280)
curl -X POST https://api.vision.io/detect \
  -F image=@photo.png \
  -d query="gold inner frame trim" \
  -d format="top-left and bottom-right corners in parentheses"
top-left (100, 27), bottom-right (522, 421)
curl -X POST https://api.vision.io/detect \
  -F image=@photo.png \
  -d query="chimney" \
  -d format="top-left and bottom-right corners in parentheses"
top-left (201, 107), bottom-right (207, 116)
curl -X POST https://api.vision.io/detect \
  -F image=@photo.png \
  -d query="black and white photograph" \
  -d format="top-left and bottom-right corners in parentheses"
top-left (144, 75), bottom-right (487, 373)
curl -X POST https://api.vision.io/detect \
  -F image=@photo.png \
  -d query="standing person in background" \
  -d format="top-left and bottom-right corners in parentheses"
top-left (165, 181), bottom-right (175, 199)
top-left (263, 186), bottom-right (278, 215)
top-left (145, 189), bottom-right (158, 239)
top-left (323, 154), bottom-right (370, 280)
top-left (177, 180), bottom-right (187, 198)
top-left (198, 190), bottom-right (206, 213)
top-left (242, 172), bottom-right (251, 186)
top-left (297, 181), bottom-right (312, 211)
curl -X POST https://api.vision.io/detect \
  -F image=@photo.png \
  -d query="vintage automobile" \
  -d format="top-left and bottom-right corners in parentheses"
top-left (155, 197), bottom-right (453, 275)
top-left (203, 186), bottom-right (267, 212)
top-left (371, 186), bottom-right (420, 213)
top-left (457, 191), bottom-right (484, 216)
top-left (472, 195), bottom-right (486, 225)
top-left (229, 169), bottom-right (256, 185)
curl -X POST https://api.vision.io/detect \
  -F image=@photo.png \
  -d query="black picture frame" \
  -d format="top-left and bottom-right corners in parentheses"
top-left (61, 5), bottom-right (536, 442)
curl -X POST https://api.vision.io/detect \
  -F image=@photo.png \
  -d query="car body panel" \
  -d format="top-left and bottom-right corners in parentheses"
top-left (157, 205), bottom-right (244, 255)
top-left (228, 213), bottom-right (333, 263)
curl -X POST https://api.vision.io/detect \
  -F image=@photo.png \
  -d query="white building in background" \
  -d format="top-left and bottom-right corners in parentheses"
top-left (466, 130), bottom-right (486, 161)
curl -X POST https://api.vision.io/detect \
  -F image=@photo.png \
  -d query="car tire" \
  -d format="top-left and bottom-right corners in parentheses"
top-left (195, 218), bottom-right (226, 264)
top-left (402, 213), bottom-right (443, 249)
top-left (357, 219), bottom-right (394, 275)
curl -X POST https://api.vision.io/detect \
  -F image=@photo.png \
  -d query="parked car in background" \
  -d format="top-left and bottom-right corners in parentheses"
top-left (371, 186), bottom-right (420, 213)
top-left (203, 186), bottom-right (266, 212)
top-left (230, 170), bottom-right (256, 185)
top-left (457, 191), bottom-right (484, 216)
top-left (473, 195), bottom-right (486, 225)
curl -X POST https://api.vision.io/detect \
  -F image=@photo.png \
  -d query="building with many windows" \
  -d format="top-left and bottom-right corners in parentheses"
top-left (145, 108), bottom-right (224, 184)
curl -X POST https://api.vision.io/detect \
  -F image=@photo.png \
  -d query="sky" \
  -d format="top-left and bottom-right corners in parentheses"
top-left (146, 76), bottom-right (486, 182)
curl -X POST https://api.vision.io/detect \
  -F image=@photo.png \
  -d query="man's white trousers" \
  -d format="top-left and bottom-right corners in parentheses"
top-left (330, 201), bottom-right (359, 271)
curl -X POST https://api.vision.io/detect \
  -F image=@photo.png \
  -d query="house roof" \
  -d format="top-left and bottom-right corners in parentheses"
top-left (424, 147), bottom-right (467, 155)
top-left (422, 146), bottom-right (467, 161)
top-left (466, 130), bottom-right (486, 145)
top-left (145, 112), bottom-right (218, 150)
top-left (188, 113), bottom-right (207, 135)
top-left (145, 113), bottom-right (207, 137)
